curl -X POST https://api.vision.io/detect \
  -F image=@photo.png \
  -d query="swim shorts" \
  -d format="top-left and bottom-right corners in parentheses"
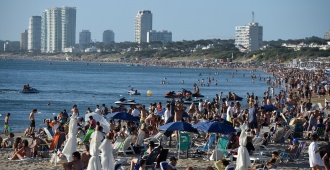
top-left (30, 120), bottom-right (36, 127)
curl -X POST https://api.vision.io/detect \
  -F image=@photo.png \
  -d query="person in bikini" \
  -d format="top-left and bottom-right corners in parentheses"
top-left (4, 113), bottom-right (10, 136)
top-left (11, 140), bottom-right (31, 160)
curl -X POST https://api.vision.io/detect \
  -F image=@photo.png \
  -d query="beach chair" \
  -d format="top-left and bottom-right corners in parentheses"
top-left (155, 149), bottom-right (169, 167)
top-left (118, 135), bottom-right (135, 156)
top-left (114, 158), bottom-right (127, 170)
top-left (83, 128), bottom-right (94, 143)
top-left (257, 155), bottom-right (281, 170)
top-left (144, 132), bottom-right (164, 146)
top-left (279, 141), bottom-right (306, 163)
top-left (177, 132), bottom-right (191, 158)
top-left (43, 127), bottom-right (54, 141)
top-left (145, 147), bottom-right (162, 170)
top-left (160, 161), bottom-right (168, 170)
top-left (217, 137), bottom-right (230, 157)
top-left (113, 137), bottom-right (124, 158)
top-left (195, 133), bottom-right (216, 151)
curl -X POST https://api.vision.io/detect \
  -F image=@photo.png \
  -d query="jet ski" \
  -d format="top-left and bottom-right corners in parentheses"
top-left (127, 88), bottom-right (141, 95)
top-left (21, 85), bottom-right (39, 93)
top-left (115, 97), bottom-right (140, 105)
top-left (164, 91), bottom-right (184, 98)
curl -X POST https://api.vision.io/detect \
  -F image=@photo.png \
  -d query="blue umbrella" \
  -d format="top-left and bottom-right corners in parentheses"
top-left (192, 120), bottom-right (209, 129)
top-left (106, 112), bottom-right (139, 122)
top-left (199, 121), bottom-right (236, 134)
top-left (158, 121), bottom-right (198, 133)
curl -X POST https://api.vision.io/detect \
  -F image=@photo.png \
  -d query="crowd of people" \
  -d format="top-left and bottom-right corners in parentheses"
top-left (2, 64), bottom-right (330, 170)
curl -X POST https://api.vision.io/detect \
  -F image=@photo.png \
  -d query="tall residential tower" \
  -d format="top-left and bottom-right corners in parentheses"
top-left (79, 30), bottom-right (91, 50)
top-left (235, 12), bottom-right (263, 52)
top-left (103, 30), bottom-right (115, 44)
top-left (135, 10), bottom-right (152, 44)
top-left (41, 7), bottom-right (76, 53)
top-left (28, 16), bottom-right (42, 52)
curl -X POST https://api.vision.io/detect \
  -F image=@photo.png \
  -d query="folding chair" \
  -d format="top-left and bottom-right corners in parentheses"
top-left (217, 137), bottom-right (230, 158)
top-left (160, 161), bottom-right (168, 170)
top-left (113, 137), bottom-right (124, 158)
top-left (177, 132), bottom-right (191, 158)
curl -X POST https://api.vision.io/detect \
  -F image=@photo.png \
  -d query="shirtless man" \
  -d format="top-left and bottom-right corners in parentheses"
top-left (4, 113), bottom-right (10, 136)
top-left (29, 109), bottom-right (37, 135)
top-left (174, 102), bottom-right (185, 122)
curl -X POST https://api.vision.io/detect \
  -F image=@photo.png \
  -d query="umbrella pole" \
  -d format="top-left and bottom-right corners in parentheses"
top-left (178, 132), bottom-right (180, 159)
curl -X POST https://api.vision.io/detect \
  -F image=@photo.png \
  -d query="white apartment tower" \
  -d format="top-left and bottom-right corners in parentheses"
top-left (235, 13), bottom-right (263, 52)
top-left (41, 7), bottom-right (76, 53)
top-left (103, 30), bottom-right (115, 44)
top-left (28, 16), bottom-right (42, 52)
top-left (147, 30), bottom-right (172, 44)
top-left (79, 30), bottom-right (91, 50)
top-left (235, 22), bottom-right (263, 52)
top-left (135, 10), bottom-right (152, 43)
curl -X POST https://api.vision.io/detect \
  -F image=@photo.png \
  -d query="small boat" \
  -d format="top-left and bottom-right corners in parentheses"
top-left (128, 88), bottom-right (141, 95)
top-left (21, 85), bottom-right (39, 93)
top-left (115, 97), bottom-right (139, 106)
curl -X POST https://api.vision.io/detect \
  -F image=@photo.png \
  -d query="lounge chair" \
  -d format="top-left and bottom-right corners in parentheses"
top-left (114, 158), bottom-right (127, 170)
top-left (279, 141), bottom-right (306, 163)
top-left (113, 137), bottom-right (124, 158)
top-left (118, 135), bottom-right (135, 156)
top-left (144, 132), bottom-right (164, 145)
top-left (177, 132), bottom-right (191, 158)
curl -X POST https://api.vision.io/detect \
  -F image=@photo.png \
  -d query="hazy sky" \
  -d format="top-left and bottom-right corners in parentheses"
top-left (1, 0), bottom-right (329, 42)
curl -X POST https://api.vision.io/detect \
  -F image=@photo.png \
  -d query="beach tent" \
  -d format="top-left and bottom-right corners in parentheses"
top-left (99, 138), bottom-right (115, 170)
top-left (235, 124), bottom-right (251, 170)
top-left (62, 116), bottom-right (78, 162)
top-left (85, 112), bottom-right (110, 133)
top-left (87, 130), bottom-right (103, 170)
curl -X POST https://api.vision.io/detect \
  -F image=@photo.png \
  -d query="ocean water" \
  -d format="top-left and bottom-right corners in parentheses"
top-left (0, 59), bottom-right (276, 132)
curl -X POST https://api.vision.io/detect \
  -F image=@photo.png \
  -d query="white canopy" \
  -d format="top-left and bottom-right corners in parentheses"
top-left (62, 117), bottom-right (78, 162)
top-left (235, 124), bottom-right (251, 170)
top-left (87, 131), bottom-right (103, 170)
top-left (84, 112), bottom-right (110, 132)
top-left (99, 138), bottom-right (115, 170)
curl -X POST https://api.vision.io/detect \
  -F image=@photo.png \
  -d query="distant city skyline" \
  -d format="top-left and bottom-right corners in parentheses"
top-left (1, 0), bottom-right (330, 42)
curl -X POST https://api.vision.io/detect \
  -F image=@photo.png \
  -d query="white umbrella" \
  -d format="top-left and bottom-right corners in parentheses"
top-left (62, 116), bottom-right (78, 162)
top-left (99, 138), bottom-right (115, 170)
top-left (87, 130), bottom-right (103, 170)
top-left (85, 112), bottom-right (110, 133)
top-left (235, 124), bottom-right (251, 170)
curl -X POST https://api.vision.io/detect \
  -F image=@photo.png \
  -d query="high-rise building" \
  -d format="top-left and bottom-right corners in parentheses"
top-left (28, 16), bottom-right (42, 52)
top-left (147, 30), bottom-right (172, 44)
top-left (135, 10), bottom-right (152, 43)
top-left (325, 30), bottom-right (330, 40)
top-left (235, 22), bottom-right (263, 52)
top-left (79, 30), bottom-right (91, 50)
top-left (20, 29), bottom-right (28, 51)
top-left (103, 30), bottom-right (115, 44)
top-left (41, 7), bottom-right (76, 53)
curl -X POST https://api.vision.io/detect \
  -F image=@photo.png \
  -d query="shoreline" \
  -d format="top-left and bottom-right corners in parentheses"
top-left (0, 54), bottom-right (263, 71)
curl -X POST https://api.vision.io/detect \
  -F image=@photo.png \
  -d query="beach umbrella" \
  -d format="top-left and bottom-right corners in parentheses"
top-left (235, 124), bottom-right (251, 170)
top-left (106, 112), bottom-right (139, 122)
top-left (158, 121), bottom-right (198, 159)
top-left (85, 112), bottom-right (110, 132)
top-left (99, 138), bottom-right (115, 170)
top-left (62, 116), bottom-right (78, 162)
top-left (158, 121), bottom-right (198, 133)
top-left (87, 130), bottom-right (103, 170)
top-left (192, 120), bottom-right (209, 129)
top-left (199, 121), bottom-right (236, 134)
top-left (262, 105), bottom-right (278, 112)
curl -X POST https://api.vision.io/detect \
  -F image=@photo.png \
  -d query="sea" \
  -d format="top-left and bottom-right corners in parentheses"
top-left (0, 59), bottom-right (277, 132)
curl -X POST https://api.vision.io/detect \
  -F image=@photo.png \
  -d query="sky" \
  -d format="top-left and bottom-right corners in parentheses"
top-left (1, 0), bottom-right (330, 42)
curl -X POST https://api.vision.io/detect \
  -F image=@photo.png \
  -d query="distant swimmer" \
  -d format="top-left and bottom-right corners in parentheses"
top-left (182, 80), bottom-right (184, 84)
top-left (47, 102), bottom-right (51, 106)
top-left (226, 79), bottom-right (228, 82)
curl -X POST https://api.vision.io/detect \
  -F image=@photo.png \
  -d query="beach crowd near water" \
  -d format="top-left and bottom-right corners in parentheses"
top-left (2, 58), bottom-right (330, 170)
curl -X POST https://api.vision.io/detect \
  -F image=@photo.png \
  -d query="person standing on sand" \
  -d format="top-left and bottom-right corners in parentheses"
top-left (29, 109), bottom-right (37, 135)
top-left (4, 113), bottom-right (10, 136)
